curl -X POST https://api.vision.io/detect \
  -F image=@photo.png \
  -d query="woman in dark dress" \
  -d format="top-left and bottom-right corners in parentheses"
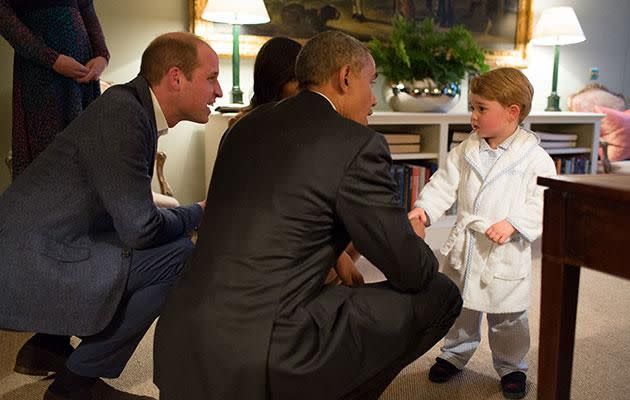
top-left (0, 0), bottom-right (109, 177)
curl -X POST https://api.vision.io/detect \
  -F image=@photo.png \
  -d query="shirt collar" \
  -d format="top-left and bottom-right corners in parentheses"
top-left (311, 90), bottom-right (337, 111)
top-left (149, 88), bottom-right (169, 137)
top-left (479, 126), bottom-right (519, 152)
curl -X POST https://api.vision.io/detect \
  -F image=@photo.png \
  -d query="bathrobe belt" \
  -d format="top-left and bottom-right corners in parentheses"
top-left (440, 214), bottom-right (510, 285)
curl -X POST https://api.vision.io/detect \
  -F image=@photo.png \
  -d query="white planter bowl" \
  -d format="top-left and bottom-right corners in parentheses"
top-left (385, 79), bottom-right (461, 113)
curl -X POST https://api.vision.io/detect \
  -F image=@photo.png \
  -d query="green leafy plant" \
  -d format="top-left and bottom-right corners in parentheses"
top-left (369, 17), bottom-right (489, 86)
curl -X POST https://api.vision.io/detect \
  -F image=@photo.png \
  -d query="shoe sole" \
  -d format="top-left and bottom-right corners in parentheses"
top-left (14, 365), bottom-right (55, 376)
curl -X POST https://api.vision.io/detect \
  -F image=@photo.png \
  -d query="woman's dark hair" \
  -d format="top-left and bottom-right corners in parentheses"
top-left (250, 37), bottom-right (302, 108)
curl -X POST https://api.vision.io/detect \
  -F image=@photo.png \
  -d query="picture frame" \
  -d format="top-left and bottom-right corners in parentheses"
top-left (189, 0), bottom-right (533, 67)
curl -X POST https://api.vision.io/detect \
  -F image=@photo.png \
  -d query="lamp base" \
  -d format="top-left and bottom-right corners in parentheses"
top-left (545, 93), bottom-right (561, 112)
top-left (231, 87), bottom-right (243, 104)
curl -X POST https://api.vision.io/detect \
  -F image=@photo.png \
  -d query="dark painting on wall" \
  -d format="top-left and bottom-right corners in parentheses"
top-left (190, 0), bottom-right (532, 66)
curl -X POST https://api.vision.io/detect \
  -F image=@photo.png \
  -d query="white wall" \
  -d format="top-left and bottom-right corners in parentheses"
top-left (1, 0), bottom-right (629, 200)
top-left (524, 0), bottom-right (630, 111)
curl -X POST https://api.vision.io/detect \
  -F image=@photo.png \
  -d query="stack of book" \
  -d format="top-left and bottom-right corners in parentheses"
top-left (382, 133), bottom-right (421, 154)
top-left (390, 161), bottom-right (438, 211)
top-left (449, 131), bottom-right (470, 150)
top-left (536, 131), bottom-right (578, 149)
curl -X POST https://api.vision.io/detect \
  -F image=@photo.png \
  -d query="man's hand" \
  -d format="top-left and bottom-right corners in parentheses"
top-left (485, 219), bottom-right (516, 244)
top-left (409, 216), bottom-right (426, 239)
top-left (197, 199), bottom-right (206, 210)
top-left (334, 251), bottom-right (364, 287)
top-left (52, 54), bottom-right (89, 80)
top-left (408, 207), bottom-right (428, 225)
top-left (77, 56), bottom-right (108, 83)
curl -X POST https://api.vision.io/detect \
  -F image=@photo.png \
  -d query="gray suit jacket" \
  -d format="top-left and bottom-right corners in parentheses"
top-left (0, 76), bottom-right (202, 336)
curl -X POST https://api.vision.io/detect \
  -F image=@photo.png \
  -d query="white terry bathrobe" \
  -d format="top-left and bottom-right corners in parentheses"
top-left (416, 128), bottom-right (557, 314)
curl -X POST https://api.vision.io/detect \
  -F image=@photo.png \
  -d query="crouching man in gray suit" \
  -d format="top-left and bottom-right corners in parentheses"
top-left (155, 31), bottom-right (462, 400)
top-left (0, 32), bottom-right (222, 400)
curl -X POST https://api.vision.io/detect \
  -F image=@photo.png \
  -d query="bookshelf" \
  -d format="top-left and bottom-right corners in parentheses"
top-left (368, 111), bottom-right (604, 173)
top-left (205, 111), bottom-right (603, 189)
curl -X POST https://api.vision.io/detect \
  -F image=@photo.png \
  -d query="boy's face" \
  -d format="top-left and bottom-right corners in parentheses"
top-left (469, 93), bottom-right (518, 140)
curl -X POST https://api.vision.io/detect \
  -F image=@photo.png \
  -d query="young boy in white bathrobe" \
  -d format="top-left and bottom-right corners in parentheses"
top-left (409, 68), bottom-right (557, 399)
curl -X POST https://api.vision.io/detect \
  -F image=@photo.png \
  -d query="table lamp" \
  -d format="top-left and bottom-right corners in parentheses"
top-left (202, 0), bottom-right (270, 104)
top-left (530, 6), bottom-right (586, 111)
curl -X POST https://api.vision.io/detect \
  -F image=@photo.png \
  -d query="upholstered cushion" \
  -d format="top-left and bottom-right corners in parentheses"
top-left (594, 105), bottom-right (630, 161)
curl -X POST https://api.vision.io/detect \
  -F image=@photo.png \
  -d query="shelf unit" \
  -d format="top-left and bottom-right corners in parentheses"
top-left (367, 111), bottom-right (604, 174)
top-left (206, 111), bottom-right (603, 187)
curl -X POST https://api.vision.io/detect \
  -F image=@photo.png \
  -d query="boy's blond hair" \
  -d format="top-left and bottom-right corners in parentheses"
top-left (470, 67), bottom-right (534, 124)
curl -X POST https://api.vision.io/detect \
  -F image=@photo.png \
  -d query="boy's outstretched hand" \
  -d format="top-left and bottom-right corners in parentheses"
top-left (485, 219), bottom-right (516, 244)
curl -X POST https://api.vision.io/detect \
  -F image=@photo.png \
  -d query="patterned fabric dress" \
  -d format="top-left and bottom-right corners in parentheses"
top-left (0, 0), bottom-right (109, 177)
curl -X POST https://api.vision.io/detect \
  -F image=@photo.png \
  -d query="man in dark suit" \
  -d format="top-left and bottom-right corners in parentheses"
top-left (0, 32), bottom-right (222, 400)
top-left (154, 31), bottom-right (462, 400)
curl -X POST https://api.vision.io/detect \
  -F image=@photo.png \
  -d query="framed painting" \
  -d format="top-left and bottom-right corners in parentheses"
top-left (190, 0), bottom-right (533, 67)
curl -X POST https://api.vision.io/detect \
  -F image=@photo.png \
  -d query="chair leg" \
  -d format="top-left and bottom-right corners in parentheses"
top-left (156, 151), bottom-right (174, 197)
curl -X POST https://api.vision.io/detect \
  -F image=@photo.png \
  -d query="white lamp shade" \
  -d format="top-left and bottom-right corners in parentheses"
top-left (201, 0), bottom-right (270, 25)
top-left (530, 6), bottom-right (586, 46)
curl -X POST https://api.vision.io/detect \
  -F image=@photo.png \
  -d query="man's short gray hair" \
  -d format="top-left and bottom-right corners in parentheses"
top-left (296, 31), bottom-right (371, 88)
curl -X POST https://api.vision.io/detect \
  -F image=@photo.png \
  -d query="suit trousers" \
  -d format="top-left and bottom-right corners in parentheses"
top-left (65, 237), bottom-right (194, 378)
top-left (340, 273), bottom-right (463, 400)
top-left (438, 307), bottom-right (530, 378)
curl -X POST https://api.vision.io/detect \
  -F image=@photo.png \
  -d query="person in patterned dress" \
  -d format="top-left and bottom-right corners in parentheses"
top-left (0, 0), bottom-right (109, 178)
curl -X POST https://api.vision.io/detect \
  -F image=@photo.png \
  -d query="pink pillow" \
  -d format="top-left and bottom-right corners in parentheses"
top-left (594, 105), bottom-right (630, 161)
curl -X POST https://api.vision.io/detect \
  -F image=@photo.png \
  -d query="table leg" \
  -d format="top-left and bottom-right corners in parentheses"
top-left (537, 257), bottom-right (581, 400)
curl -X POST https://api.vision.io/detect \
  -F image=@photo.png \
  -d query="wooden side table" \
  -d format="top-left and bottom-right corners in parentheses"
top-left (537, 175), bottom-right (630, 399)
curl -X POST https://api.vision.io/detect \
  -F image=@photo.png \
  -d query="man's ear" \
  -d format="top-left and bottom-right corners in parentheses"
top-left (337, 65), bottom-right (351, 93)
top-left (166, 66), bottom-right (183, 90)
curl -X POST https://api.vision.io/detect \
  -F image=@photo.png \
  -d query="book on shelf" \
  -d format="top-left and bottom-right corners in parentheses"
top-left (388, 143), bottom-right (422, 153)
top-left (535, 131), bottom-right (579, 141)
top-left (551, 155), bottom-right (591, 174)
top-left (540, 140), bottom-right (578, 149)
top-left (383, 133), bottom-right (421, 144)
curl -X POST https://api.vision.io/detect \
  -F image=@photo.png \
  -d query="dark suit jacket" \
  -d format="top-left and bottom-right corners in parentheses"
top-left (154, 91), bottom-right (438, 399)
top-left (0, 76), bottom-right (202, 336)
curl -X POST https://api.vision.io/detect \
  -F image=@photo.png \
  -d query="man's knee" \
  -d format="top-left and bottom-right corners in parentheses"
top-left (164, 238), bottom-right (194, 279)
top-left (435, 273), bottom-right (463, 327)
top-left (412, 273), bottom-right (462, 330)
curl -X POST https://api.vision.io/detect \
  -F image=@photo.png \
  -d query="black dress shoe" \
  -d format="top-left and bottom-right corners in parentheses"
top-left (44, 367), bottom-right (97, 400)
top-left (500, 371), bottom-right (527, 399)
top-left (14, 333), bottom-right (74, 375)
top-left (44, 378), bottom-right (157, 400)
top-left (45, 367), bottom-right (157, 400)
top-left (428, 358), bottom-right (462, 383)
